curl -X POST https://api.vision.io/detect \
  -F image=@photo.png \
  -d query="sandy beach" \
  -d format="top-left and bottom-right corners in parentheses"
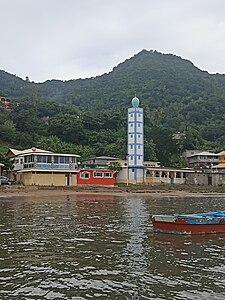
top-left (1, 184), bottom-right (225, 198)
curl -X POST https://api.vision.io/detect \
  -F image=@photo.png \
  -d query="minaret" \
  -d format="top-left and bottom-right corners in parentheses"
top-left (127, 96), bottom-right (145, 184)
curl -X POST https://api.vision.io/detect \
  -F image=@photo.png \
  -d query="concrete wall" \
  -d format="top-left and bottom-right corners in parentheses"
top-left (185, 172), bottom-right (210, 185)
top-left (19, 172), bottom-right (77, 186)
top-left (212, 173), bottom-right (225, 185)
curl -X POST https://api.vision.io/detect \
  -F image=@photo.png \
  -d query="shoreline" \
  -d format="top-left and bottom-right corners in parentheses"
top-left (1, 185), bottom-right (225, 198)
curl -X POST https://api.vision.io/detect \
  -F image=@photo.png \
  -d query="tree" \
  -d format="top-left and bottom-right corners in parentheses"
top-left (0, 152), bottom-right (14, 171)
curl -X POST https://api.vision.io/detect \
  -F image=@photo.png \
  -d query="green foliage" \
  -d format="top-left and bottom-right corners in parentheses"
top-left (108, 161), bottom-right (122, 177)
top-left (0, 152), bottom-right (13, 170)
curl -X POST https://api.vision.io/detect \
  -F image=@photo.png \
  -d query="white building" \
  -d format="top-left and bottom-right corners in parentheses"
top-left (7, 147), bottom-right (80, 186)
top-left (127, 96), bottom-right (145, 184)
top-left (186, 151), bottom-right (218, 169)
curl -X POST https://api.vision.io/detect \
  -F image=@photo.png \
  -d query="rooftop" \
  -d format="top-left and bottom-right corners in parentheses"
top-left (188, 151), bottom-right (218, 158)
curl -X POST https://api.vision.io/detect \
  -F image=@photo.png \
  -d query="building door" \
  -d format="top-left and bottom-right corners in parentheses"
top-left (65, 174), bottom-right (70, 186)
top-left (208, 175), bottom-right (212, 185)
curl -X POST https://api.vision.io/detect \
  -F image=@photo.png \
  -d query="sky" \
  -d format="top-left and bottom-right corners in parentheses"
top-left (1, 0), bottom-right (225, 83)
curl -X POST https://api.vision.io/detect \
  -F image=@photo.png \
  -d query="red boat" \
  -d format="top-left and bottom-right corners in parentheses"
top-left (150, 211), bottom-right (225, 235)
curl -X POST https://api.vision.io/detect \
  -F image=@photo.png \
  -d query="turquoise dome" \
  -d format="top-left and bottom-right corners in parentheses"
top-left (132, 96), bottom-right (139, 108)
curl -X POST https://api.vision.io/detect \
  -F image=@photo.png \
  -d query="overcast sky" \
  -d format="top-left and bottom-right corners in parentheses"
top-left (1, 0), bottom-right (225, 82)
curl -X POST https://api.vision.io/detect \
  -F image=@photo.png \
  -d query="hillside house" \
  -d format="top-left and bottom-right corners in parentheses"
top-left (185, 151), bottom-right (218, 169)
top-left (0, 97), bottom-right (11, 109)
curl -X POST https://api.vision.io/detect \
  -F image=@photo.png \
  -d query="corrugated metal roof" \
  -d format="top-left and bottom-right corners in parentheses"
top-left (188, 151), bottom-right (218, 157)
top-left (8, 147), bottom-right (52, 156)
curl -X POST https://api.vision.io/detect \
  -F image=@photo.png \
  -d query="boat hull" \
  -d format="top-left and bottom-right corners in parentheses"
top-left (150, 214), bottom-right (225, 235)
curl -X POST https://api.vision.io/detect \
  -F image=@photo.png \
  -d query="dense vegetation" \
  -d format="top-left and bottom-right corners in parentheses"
top-left (1, 49), bottom-right (225, 169)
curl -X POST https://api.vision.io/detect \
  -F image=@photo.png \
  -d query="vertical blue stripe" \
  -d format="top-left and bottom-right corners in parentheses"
top-left (134, 108), bottom-right (137, 182)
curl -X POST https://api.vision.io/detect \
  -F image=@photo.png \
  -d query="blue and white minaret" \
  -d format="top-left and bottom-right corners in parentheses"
top-left (127, 96), bottom-right (145, 184)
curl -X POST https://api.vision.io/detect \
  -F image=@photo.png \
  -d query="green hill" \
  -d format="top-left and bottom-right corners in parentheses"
top-left (1, 49), bottom-right (225, 165)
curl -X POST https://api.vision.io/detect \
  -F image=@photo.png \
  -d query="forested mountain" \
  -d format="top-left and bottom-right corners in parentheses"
top-left (1, 49), bottom-right (225, 167)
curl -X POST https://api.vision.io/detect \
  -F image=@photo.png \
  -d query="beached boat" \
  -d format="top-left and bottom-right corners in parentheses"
top-left (150, 211), bottom-right (225, 234)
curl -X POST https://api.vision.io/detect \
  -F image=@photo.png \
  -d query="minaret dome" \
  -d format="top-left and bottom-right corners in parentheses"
top-left (132, 96), bottom-right (139, 108)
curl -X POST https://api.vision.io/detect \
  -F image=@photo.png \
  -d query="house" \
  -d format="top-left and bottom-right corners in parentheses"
top-left (185, 151), bottom-right (218, 169)
top-left (182, 150), bottom-right (202, 164)
top-left (81, 156), bottom-right (120, 169)
top-left (7, 147), bottom-right (80, 186)
top-left (144, 161), bottom-right (161, 168)
top-left (145, 166), bottom-right (195, 184)
top-left (184, 151), bottom-right (225, 185)
top-left (0, 97), bottom-right (11, 109)
top-left (77, 169), bottom-right (115, 186)
top-left (217, 151), bottom-right (225, 164)
top-left (211, 151), bottom-right (225, 174)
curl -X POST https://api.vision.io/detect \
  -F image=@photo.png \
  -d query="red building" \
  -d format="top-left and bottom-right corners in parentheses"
top-left (77, 169), bottom-right (115, 186)
top-left (0, 97), bottom-right (11, 109)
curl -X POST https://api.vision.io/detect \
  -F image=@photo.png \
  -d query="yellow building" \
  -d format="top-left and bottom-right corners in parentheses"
top-left (7, 147), bottom-right (80, 186)
top-left (217, 151), bottom-right (225, 164)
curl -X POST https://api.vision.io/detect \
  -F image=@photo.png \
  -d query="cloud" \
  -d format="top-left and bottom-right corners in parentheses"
top-left (1, 0), bottom-right (225, 82)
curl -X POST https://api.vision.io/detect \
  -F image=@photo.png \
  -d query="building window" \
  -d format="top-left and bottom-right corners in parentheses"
top-left (71, 157), bottom-right (76, 163)
top-left (138, 145), bottom-right (141, 149)
top-left (104, 172), bottom-right (112, 178)
top-left (94, 172), bottom-right (103, 177)
top-left (130, 145), bottom-right (133, 149)
top-left (54, 156), bottom-right (59, 163)
top-left (131, 124), bottom-right (133, 127)
top-left (138, 134), bottom-right (141, 138)
top-left (80, 172), bottom-right (90, 179)
top-left (138, 124), bottom-right (141, 127)
top-left (59, 156), bottom-right (69, 164)
top-left (176, 172), bottom-right (181, 178)
top-left (130, 156), bottom-right (133, 160)
top-left (37, 155), bottom-right (51, 163)
top-left (130, 134), bottom-right (133, 138)
top-left (24, 155), bottom-right (35, 163)
top-left (130, 114), bottom-right (133, 118)
top-left (138, 156), bottom-right (141, 160)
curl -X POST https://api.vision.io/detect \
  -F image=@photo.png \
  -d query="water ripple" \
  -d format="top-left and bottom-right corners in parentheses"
top-left (0, 195), bottom-right (225, 299)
